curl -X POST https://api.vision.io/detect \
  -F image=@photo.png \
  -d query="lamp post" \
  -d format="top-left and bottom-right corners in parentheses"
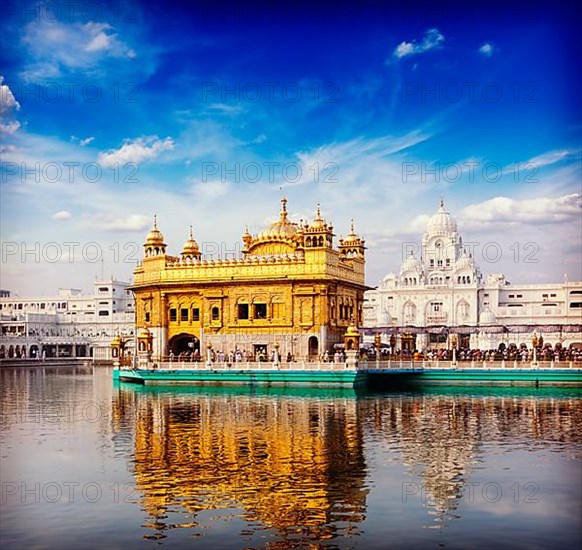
top-left (206, 342), bottom-right (213, 367)
top-left (451, 333), bottom-right (458, 367)
top-left (273, 341), bottom-right (280, 368)
top-left (374, 332), bottom-right (381, 366)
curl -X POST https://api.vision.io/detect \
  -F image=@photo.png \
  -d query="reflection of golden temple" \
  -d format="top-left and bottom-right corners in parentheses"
top-left (108, 388), bottom-right (582, 538)
top-left (126, 392), bottom-right (368, 539)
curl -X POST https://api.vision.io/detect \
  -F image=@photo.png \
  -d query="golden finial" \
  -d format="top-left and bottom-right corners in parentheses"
top-left (439, 195), bottom-right (445, 208)
top-left (316, 203), bottom-right (321, 218)
top-left (189, 225), bottom-right (193, 239)
top-left (350, 219), bottom-right (355, 233)
top-left (280, 196), bottom-right (288, 220)
top-left (153, 214), bottom-right (158, 229)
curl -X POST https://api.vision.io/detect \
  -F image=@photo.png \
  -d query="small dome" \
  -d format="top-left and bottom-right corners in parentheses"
top-left (342, 219), bottom-right (363, 246)
top-left (401, 251), bottom-right (423, 273)
top-left (479, 307), bottom-right (496, 325)
top-left (259, 196), bottom-right (299, 240)
top-left (182, 226), bottom-right (200, 255)
top-left (138, 327), bottom-right (151, 338)
top-left (309, 203), bottom-right (328, 230)
top-left (456, 250), bottom-right (475, 270)
top-left (426, 198), bottom-right (458, 235)
top-left (145, 215), bottom-right (166, 246)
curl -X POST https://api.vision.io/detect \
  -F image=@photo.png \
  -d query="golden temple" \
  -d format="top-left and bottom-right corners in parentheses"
top-left (131, 197), bottom-right (368, 360)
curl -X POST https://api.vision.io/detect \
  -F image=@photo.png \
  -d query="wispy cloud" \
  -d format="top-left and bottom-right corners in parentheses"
top-left (459, 194), bottom-right (581, 224)
top-left (521, 149), bottom-right (581, 169)
top-left (71, 135), bottom-right (95, 147)
top-left (98, 214), bottom-right (150, 232)
top-left (98, 136), bottom-right (174, 167)
top-left (478, 42), bottom-right (495, 57)
top-left (391, 28), bottom-right (445, 60)
top-left (53, 210), bottom-right (72, 221)
top-left (20, 19), bottom-right (139, 82)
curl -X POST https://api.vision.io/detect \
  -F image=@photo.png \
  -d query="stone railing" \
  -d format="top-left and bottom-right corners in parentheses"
top-left (362, 359), bottom-right (581, 370)
top-left (157, 360), bottom-right (351, 371)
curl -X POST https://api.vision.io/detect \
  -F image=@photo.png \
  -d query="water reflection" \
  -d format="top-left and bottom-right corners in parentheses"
top-left (1, 367), bottom-right (580, 549)
top-left (113, 385), bottom-right (369, 542)
top-left (110, 383), bottom-right (582, 544)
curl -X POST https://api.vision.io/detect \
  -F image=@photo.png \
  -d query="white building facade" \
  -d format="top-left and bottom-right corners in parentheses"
top-left (363, 200), bottom-right (582, 352)
top-left (0, 279), bottom-right (135, 360)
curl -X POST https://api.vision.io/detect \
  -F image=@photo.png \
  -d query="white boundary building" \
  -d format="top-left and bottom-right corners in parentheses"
top-left (0, 279), bottom-right (135, 360)
top-left (363, 200), bottom-right (582, 351)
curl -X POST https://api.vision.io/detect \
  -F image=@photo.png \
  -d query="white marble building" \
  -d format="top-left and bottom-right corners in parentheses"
top-left (0, 279), bottom-right (135, 360)
top-left (363, 200), bottom-right (582, 351)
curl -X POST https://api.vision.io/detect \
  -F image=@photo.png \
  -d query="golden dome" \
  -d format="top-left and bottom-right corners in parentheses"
top-left (138, 327), bottom-right (152, 338)
top-left (309, 203), bottom-right (331, 230)
top-left (259, 196), bottom-right (299, 240)
top-left (181, 226), bottom-right (200, 255)
top-left (345, 323), bottom-right (360, 337)
top-left (342, 219), bottom-right (362, 245)
top-left (145, 215), bottom-right (166, 246)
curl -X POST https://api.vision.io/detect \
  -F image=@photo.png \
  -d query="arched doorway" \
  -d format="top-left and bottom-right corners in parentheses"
top-left (168, 333), bottom-right (200, 358)
top-left (308, 336), bottom-right (318, 357)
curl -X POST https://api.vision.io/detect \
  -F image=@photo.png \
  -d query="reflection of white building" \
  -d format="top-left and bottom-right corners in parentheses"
top-left (364, 200), bottom-right (582, 351)
top-left (0, 279), bottom-right (135, 360)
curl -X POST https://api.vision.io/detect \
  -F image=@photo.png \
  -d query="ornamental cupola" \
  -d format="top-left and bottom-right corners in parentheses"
top-left (144, 215), bottom-right (167, 257)
top-left (181, 226), bottom-right (201, 261)
top-left (304, 203), bottom-right (334, 248)
top-left (339, 220), bottom-right (366, 259)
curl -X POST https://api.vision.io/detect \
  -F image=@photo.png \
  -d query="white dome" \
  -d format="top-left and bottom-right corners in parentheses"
top-left (456, 250), bottom-right (475, 270)
top-left (426, 199), bottom-right (458, 235)
top-left (479, 308), bottom-right (497, 325)
top-left (401, 252), bottom-right (423, 273)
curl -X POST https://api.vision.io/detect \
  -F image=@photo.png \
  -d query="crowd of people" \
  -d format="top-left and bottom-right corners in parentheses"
top-left (364, 343), bottom-right (582, 363)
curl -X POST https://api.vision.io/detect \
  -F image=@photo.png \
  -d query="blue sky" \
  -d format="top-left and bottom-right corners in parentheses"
top-left (1, 0), bottom-right (581, 294)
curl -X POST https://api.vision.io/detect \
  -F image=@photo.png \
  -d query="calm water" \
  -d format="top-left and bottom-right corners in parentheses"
top-left (1, 365), bottom-right (581, 549)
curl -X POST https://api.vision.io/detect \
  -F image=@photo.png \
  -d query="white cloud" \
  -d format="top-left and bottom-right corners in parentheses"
top-left (53, 211), bottom-right (72, 221)
top-left (190, 179), bottom-right (230, 200)
top-left (459, 194), bottom-right (581, 224)
top-left (392, 28), bottom-right (445, 59)
top-left (71, 135), bottom-right (95, 147)
top-left (478, 43), bottom-right (495, 57)
top-left (520, 149), bottom-right (580, 169)
top-left (206, 103), bottom-right (244, 115)
top-left (0, 76), bottom-right (21, 134)
top-left (97, 214), bottom-right (150, 232)
top-left (98, 136), bottom-right (174, 167)
top-left (21, 20), bottom-right (137, 82)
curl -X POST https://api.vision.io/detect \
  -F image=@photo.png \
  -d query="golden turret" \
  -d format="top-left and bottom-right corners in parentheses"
top-left (144, 215), bottom-right (167, 257)
top-left (181, 226), bottom-right (201, 260)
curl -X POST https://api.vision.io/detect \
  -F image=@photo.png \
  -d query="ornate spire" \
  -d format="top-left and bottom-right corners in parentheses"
top-left (153, 214), bottom-right (158, 229)
top-left (280, 196), bottom-right (288, 221)
top-left (439, 195), bottom-right (445, 208)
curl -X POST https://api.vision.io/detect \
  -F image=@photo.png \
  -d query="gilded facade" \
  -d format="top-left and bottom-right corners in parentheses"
top-left (131, 198), bottom-right (368, 360)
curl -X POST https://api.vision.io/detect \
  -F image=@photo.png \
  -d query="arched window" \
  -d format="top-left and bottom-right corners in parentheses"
top-left (211, 306), bottom-right (219, 320)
